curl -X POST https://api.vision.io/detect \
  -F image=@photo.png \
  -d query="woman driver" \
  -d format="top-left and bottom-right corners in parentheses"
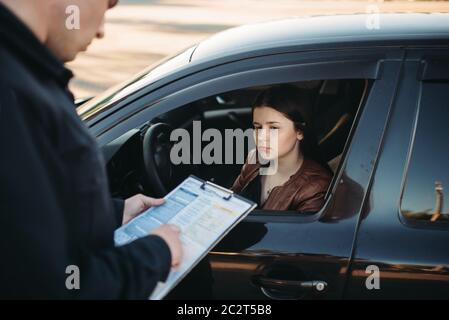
top-left (231, 84), bottom-right (332, 212)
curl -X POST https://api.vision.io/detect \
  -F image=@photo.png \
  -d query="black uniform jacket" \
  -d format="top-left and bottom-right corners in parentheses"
top-left (0, 3), bottom-right (171, 299)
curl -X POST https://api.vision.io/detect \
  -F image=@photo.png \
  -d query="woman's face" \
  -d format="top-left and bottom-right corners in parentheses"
top-left (253, 106), bottom-right (303, 161)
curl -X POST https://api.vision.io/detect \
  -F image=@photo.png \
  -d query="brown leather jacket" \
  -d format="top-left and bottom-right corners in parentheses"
top-left (231, 155), bottom-right (332, 212)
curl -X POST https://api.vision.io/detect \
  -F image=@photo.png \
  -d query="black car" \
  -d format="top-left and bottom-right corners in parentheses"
top-left (78, 13), bottom-right (449, 299)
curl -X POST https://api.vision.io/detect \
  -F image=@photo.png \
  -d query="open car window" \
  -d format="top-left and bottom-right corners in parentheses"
top-left (135, 79), bottom-right (372, 215)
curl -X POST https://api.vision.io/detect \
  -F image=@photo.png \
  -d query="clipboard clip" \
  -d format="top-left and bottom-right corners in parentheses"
top-left (200, 180), bottom-right (234, 201)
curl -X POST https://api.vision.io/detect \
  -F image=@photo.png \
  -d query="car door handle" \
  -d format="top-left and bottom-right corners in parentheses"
top-left (252, 275), bottom-right (328, 299)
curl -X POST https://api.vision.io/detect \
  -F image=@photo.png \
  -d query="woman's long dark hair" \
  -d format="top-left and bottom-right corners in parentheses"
top-left (252, 84), bottom-right (328, 168)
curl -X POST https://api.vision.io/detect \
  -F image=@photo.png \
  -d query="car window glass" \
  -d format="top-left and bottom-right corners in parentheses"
top-left (401, 80), bottom-right (449, 223)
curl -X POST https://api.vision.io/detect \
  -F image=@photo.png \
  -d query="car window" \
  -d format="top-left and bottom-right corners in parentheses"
top-left (151, 79), bottom-right (370, 215)
top-left (401, 80), bottom-right (449, 223)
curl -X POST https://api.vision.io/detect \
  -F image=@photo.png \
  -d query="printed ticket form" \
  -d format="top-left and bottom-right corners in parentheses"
top-left (114, 175), bottom-right (257, 300)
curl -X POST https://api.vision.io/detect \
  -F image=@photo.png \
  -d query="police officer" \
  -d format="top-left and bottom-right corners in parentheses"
top-left (0, 0), bottom-right (182, 299)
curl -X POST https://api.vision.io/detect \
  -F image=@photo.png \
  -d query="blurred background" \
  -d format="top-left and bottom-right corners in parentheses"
top-left (68, 0), bottom-right (449, 99)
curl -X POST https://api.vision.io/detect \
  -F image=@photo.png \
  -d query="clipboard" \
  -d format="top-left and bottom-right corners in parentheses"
top-left (114, 175), bottom-right (257, 300)
top-left (200, 180), bottom-right (234, 200)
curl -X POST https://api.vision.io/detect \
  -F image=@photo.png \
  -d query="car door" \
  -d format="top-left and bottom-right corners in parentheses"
top-left (91, 46), bottom-right (404, 299)
top-left (147, 50), bottom-right (403, 300)
top-left (344, 49), bottom-right (449, 299)
top-left (201, 63), bottom-right (403, 300)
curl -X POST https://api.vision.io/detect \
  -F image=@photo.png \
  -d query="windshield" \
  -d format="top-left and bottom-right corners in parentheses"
top-left (77, 45), bottom-right (197, 121)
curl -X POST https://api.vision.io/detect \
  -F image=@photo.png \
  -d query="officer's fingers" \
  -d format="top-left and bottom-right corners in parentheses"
top-left (168, 224), bottom-right (180, 233)
top-left (165, 226), bottom-right (183, 266)
top-left (171, 241), bottom-right (183, 267)
top-left (140, 195), bottom-right (165, 208)
top-left (152, 225), bottom-right (182, 267)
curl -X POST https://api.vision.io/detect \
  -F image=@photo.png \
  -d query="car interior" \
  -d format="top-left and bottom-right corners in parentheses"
top-left (105, 79), bottom-right (371, 212)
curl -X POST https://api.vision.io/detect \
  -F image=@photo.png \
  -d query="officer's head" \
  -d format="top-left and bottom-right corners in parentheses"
top-left (46, 0), bottom-right (118, 62)
top-left (0, 0), bottom-right (118, 62)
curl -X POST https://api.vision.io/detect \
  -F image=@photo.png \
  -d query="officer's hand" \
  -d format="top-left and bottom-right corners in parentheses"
top-left (151, 225), bottom-right (183, 268)
top-left (122, 194), bottom-right (165, 225)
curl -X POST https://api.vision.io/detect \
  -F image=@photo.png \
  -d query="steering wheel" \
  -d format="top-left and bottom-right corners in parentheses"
top-left (142, 122), bottom-right (174, 197)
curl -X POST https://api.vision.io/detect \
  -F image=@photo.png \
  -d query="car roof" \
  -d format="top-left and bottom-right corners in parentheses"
top-left (80, 13), bottom-right (449, 123)
top-left (191, 13), bottom-right (449, 62)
